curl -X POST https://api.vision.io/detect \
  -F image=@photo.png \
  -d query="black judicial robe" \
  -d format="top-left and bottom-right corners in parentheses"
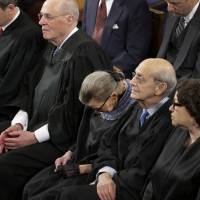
top-left (89, 100), bottom-right (174, 200)
top-left (25, 100), bottom-right (174, 200)
top-left (25, 29), bottom-right (111, 152)
top-left (22, 104), bottom-right (134, 199)
top-left (143, 128), bottom-right (200, 200)
top-left (0, 11), bottom-right (45, 130)
top-left (0, 30), bottom-right (110, 200)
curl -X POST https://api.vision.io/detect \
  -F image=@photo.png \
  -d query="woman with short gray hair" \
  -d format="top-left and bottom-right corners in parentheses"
top-left (23, 70), bottom-right (135, 199)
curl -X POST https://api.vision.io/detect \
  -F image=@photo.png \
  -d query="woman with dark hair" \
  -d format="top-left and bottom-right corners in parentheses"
top-left (23, 70), bottom-right (135, 199)
top-left (143, 79), bottom-right (200, 200)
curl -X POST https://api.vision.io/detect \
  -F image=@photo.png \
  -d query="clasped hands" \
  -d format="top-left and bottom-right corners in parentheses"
top-left (0, 123), bottom-right (37, 153)
top-left (54, 150), bottom-right (92, 177)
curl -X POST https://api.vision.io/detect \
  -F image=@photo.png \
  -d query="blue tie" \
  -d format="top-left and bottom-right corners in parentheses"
top-left (140, 110), bottom-right (149, 126)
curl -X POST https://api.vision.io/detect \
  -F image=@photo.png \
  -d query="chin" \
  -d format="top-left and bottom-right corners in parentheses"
top-left (131, 92), bottom-right (140, 99)
top-left (171, 121), bottom-right (177, 126)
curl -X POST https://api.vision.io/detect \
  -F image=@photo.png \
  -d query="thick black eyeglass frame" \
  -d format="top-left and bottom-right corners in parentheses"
top-left (172, 99), bottom-right (182, 109)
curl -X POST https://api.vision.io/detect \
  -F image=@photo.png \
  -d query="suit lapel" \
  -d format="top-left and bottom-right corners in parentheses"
top-left (157, 15), bottom-right (177, 57)
top-left (174, 5), bottom-right (200, 70)
top-left (87, 0), bottom-right (99, 35)
top-left (101, 0), bottom-right (124, 48)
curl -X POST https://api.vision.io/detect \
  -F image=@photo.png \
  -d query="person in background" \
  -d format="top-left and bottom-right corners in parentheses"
top-left (157, 0), bottom-right (200, 78)
top-left (82, 0), bottom-right (152, 78)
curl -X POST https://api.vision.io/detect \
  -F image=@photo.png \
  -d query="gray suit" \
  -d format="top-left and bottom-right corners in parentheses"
top-left (157, 4), bottom-right (200, 78)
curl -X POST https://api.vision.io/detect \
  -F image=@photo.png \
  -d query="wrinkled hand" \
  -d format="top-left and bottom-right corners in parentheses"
top-left (1, 123), bottom-right (23, 136)
top-left (79, 164), bottom-right (92, 174)
top-left (3, 131), bottom-right (38, 150)
top-left (54, 150), bottom-right (73, 172)
top-left (97, 173), bottom-right (116, 200)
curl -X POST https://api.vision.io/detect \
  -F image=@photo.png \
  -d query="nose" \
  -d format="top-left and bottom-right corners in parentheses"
top-left (130, 76), bottom-right (137, 86)
top-left (169, 104), bottom-right (173, 112)
top-left (39, 16), bottom-right (46, 26)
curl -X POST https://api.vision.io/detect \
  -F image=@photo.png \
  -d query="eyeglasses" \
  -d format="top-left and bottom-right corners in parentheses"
top-left (38, 13), bottom-right (68, 21)
top-left (132, 72), bottom-right (163, 84)
top-left (95, 95), bottom-right (111, 112)
top-left (172, 100), bottom-right (182, 109)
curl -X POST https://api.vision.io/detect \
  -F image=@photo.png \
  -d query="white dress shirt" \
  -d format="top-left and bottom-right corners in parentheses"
top-left (98, 0), bottom-right (114, 16)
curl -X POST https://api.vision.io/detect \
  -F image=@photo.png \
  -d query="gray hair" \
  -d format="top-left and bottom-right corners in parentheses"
top-left (0, 0), bottom-right (17, 8)
top-left (58, 0), bottom-right (79, 20)
top-left (79, 71), bottom-right (120, 104)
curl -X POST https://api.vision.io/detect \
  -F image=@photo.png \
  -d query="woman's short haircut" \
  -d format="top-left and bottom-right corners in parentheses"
top-left (79, 70), bottom-right (125, 104)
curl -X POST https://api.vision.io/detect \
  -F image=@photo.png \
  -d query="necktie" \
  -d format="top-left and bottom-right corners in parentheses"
top-left (140, 110), bottom-right (149, 126)
top-left (176, 17), bottom-right (185, 38)
top-left (92, 0), bottom-right (107, 44)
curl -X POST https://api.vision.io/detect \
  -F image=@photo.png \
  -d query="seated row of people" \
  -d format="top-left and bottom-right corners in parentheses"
top-left (0, 0), bottom-right (200, 199)
top-left (24, 61), bottom-right (200, 200)
top-left (0, 0), bottom-right (111, 199)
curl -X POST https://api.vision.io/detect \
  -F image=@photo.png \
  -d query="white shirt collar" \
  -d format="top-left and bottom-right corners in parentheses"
top-left (2, 7), bottom-right (20, 31)
top-left (57, 27), bottom-right (79, 49)
top-left (99, 0), bottom-right (114, 16)
top-left (145, 97), bottom-right (169, 117)
top-left (184, 1), bottom-right (200, 25)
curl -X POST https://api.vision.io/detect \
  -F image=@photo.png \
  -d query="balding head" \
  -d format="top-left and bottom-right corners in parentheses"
top-left (39, 0), bottom-right (79, 46)
top-left (46, 0), bottom-right (79, 20)
top-left (166, 0), bottom-right (198, 16)
top-left (131, 58), bottom-right (177, 108)
top-left (137, 58), bottom-right (177, 96)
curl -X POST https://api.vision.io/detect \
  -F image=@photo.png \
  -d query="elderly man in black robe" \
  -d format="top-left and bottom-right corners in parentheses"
top-left (0, 0), bottom-right (110, 199)
top-left (25, 58), bottom-right (177, 200)
top-left (0, 0), bottom-right (45, 130)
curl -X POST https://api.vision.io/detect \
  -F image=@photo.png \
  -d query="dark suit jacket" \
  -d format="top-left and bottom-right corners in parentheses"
top-left (157, 4), bottom-right (200, 78)
top-left (82, 0), bottom-right (152, 78)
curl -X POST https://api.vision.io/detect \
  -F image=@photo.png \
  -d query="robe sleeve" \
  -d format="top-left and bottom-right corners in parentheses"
top-left (0, 29), bottom-right (45, 108)
top-left (196, 188), bottom-right (200, 200)
top-left (113, 121), bottom-right (175, 200)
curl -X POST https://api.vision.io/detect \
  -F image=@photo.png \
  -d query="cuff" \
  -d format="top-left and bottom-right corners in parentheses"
top-left (34, 124), bottom-right (50, 143)
top-left (97, 166), bottom-right (117, 178)
top-left (11, 110), bottom-right (28, 131)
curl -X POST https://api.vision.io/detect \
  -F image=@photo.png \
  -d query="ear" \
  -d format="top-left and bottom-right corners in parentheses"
top-left (154, 82), bottom-right (168, 96)
top-left (66, 15), bottom-right (74, 24)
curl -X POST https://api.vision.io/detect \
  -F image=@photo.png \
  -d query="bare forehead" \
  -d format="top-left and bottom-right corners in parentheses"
top-left (41, 0), bottom-right (62, 14)
top-left (135, 62), bottom-right (155, 78)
